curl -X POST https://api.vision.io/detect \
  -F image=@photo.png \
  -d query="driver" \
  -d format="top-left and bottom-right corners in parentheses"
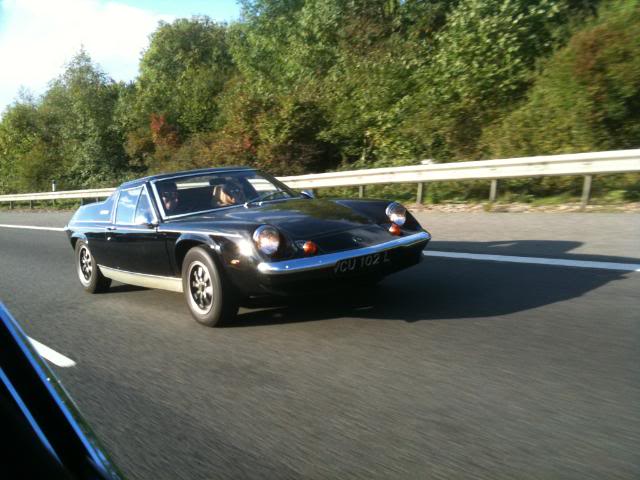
top-left (216, 180), bottom-right (246, 206)
top-left (157, 182), bottom-right (179, 215)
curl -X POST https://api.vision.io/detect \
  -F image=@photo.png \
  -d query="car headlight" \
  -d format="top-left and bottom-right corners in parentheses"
top-left (385, 202), bottom-right (406, 226)
top-left (252, 225), bottom-right (280, 255)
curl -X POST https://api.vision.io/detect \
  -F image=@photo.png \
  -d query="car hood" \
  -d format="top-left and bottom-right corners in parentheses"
top-left (163, 198), bottom-right (378, 239)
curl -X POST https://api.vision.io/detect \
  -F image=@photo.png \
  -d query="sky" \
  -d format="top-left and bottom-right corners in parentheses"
top-left (0, 0), bottom-right (241, 114)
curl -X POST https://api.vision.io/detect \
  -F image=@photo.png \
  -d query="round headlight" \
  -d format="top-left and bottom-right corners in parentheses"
top-left (385, 202), bottom-right (406, 226)
top-left (253, 225), bottom-right (280, 255)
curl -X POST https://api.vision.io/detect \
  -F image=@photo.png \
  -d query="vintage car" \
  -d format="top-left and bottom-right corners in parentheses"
top-left (65, 167), bottom-right (431, 326)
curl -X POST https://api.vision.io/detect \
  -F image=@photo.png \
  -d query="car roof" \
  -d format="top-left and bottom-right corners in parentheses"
top-left (119, 166), bottom-right (256, 189)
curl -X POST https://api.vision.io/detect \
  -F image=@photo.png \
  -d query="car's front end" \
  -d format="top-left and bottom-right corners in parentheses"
top-left (195, 198), bottom-right (431, 297)
top-left (253, 229), bottom-right (429, 295)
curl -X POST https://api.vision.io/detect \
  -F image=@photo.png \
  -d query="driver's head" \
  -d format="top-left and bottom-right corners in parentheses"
top-left (157, 182), bottom-right (178, 214)
top-left (218, 180), bottom-right (246, 206)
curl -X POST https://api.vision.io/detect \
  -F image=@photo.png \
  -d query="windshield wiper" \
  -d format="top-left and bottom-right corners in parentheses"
top-left (245, 190), bottom-right (285, 206)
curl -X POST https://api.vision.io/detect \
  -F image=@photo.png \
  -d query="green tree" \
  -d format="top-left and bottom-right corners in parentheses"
top-left (136, 17), bottom-right (235, 135)
top-left (0, 95), bottom-right (42, 193)
top-left (406, 0), bottom-right (579, 161)
top-left (483, 0), bottom-right (640, 156)
top-left (43, 50), bottom-right (128, 188)
top-left (0, 50), bottom-right (130, 192)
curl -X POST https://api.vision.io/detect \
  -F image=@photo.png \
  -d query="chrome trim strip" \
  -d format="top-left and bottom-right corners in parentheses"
top-left (152, 168), bottom-right (255, 184)
top-left (150, 181), bottom-right (166, 220)
top-left (141, 183), bottom-right (160, 225)
top-left (159, 228), bottom-right (242, 238)
top-left (67, 225), bottom-right (109, 231)
top-left (110, 190), bottom-right (120, 224)
top-left (108, 227), bottom-right (156, 232)
top-left (257, 231), bottom-right (431, 275)
top-left (98, 265), bottom-right (183, 292)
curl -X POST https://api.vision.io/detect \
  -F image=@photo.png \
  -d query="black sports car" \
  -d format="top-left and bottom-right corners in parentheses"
top-left (65, 167), bottom-right (431, 326)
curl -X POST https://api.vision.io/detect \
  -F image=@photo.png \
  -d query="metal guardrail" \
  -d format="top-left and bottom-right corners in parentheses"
top-left (1, 149), bottom-right (639, 208)
top-left (0, 187), bottom-right (116, 202)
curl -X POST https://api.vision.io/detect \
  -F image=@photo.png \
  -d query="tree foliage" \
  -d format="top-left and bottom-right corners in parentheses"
top-left (483, 0), bottom-right (640, 156)
top-left (1, 0), bottom-right (638, 199)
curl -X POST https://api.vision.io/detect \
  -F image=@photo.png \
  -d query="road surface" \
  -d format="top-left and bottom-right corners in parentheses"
top-left (0, 210), bottom-right (638, 479)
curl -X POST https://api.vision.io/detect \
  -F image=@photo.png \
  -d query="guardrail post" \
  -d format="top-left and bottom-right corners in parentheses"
top-left (416, 182), bottom-right (425, 204)
top-left (581, 175), bottom-right (592, 209)
top-left (489, 179), bottom-right (498, 203)
top-left (358, 185), bottom-right (365, 198)
top-left (29, 200), bottom-right (33, 209)
top-left (9, 201), bottom-right (13, 210)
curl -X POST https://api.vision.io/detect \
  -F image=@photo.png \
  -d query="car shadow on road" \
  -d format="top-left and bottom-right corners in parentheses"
top-left (104, 284), bottom-right (148, 294)
top-left (229, 240), bottom-right (634, 328)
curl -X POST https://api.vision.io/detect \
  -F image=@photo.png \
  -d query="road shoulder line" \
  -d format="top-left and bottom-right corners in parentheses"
top-left (0, 224), bottom-right (65, 232)
top-left (1, 223), bottom-right (638, 272)
top-left (425, 250), bottom-right (640, 272)
top-left (28, 337), bottom-right (76, 368)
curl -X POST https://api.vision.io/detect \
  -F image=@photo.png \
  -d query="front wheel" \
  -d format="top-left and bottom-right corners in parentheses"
top-left (182, 247), bottom-right (238, 327)
top-left (75, 240), bottom-right (111, 293)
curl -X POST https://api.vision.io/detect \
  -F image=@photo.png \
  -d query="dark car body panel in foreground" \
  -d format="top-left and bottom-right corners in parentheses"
top-left (0, 303), bottom-right (121, 479)
top-left (65, 167), bottom-right (430, 298)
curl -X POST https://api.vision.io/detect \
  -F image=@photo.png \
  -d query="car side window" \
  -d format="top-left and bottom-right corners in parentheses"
top-left (115, 187), bottom-right (142, 225)
top-left (134, 189), bottom-right (154, 225)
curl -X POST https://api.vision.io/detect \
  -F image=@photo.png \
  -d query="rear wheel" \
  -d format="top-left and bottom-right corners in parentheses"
top-left (75, 240), bottom-right (111, 293)
top-left (182, 247), bottom-right (238, 327)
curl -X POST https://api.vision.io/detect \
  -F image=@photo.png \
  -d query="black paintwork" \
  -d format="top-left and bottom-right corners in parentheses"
top-left (0, 303), bottom-right (122, 479)
top-left (66, 168), bottom-right (429, 297)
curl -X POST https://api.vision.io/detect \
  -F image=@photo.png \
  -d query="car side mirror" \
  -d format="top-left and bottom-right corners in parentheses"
top-left (300, 189), bottom-right (315, 199)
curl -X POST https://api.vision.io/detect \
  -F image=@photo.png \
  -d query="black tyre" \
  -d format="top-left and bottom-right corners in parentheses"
top-left (75, 240), bottom-right (111, 293)
top-left (182, 247), bottom-right (239, 327)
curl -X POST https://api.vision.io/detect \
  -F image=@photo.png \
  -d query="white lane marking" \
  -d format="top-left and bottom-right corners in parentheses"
top-left (424, 250), bottom-right (640, 272)
top-left (0, 224), bottom-right (65, 232)
top-left (1, 222), bottom-right (638, 272)
top-left (28, 337), bottom-right (76, 368)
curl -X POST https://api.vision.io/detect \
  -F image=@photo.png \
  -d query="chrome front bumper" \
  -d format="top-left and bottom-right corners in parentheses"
top-left (257, 231), bottom-right (430, 275)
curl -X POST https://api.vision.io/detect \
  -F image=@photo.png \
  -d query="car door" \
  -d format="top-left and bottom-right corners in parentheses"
top-left (108, 185), bottom-right (173, 276)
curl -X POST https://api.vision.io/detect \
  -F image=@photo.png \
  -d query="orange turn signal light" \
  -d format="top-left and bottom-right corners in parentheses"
top-left (302, 241), bottom-right (318, 255)
top-left (389, 224), bottom-right (402, 236)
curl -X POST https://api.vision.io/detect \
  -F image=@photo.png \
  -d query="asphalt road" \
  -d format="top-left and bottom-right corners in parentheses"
top-left (0, 211), bottom-right (638, 479)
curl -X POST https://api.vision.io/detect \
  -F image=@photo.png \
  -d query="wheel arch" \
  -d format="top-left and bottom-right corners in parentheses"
top-left (174, 234), bottom-right (221, 274)
top-left (70, 232), bottom-right (88, 250)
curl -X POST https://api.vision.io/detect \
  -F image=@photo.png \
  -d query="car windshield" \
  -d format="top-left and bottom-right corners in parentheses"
top-left (152, 170), bottom-right (297, 218)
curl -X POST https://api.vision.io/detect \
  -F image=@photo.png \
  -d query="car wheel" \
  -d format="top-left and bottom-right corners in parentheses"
top-left (182, 247), bottom-right (239, 327)
top-left (75, 240), bottom-right (111, 293)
